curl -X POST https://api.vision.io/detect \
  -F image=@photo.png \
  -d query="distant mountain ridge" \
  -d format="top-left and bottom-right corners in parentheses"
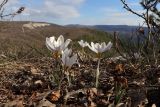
top-left (65, 24), bottom-right (147, 34)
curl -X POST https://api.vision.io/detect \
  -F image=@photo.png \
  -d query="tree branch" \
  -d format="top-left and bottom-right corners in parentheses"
top-left (120, 0), bottom-right (145, 20)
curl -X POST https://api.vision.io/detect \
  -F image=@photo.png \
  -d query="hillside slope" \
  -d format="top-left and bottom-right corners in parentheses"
top-left (0, 21), bottom-right (111, 59)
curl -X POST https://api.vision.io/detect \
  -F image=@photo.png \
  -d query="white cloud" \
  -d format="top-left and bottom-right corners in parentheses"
top-left (43, 0), bottom-right (80, 19)
top-left (22, 0), bottom-right (84, 20)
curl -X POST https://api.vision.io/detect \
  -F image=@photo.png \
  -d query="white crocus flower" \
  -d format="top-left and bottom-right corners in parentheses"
top-left (78, 40), bottom-right (88, 60)
top-left (78, 40), bottom-right (88, 48)
top-left (87, 41), bottom-right (113, 54)
top-left (46, 35), bottom-right (72, 53)
top-left (87, 41), bottom-right (112, 88)
top-left (61, 48), bottom-right (79, 86)
top-left (61, 48), bottom-right (78, 68)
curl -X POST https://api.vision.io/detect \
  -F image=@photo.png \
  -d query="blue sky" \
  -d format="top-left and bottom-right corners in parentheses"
top-left (2, 0), bottom-right (144, 25)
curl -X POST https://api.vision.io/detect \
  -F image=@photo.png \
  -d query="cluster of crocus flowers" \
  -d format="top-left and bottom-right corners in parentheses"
top-left (46, 35), bottom-right (78, 86)
top-left (46, 35), bottom-right (78, 68)
top-left (46, 35), bottom-right (113, 88)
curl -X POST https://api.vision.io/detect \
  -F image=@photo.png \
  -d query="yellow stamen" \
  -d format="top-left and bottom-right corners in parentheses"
top-left (53, 51), bottom-right (60, 59)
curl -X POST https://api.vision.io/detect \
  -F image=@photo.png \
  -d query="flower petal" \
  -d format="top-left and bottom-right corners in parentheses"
top-left (62, 52), bottom-right (66, 65)
top-left (84, 42), bottom-right (88, 47)
top-left (89, 42), bottom-right (98, 53)
top-left (46, 37), bottom-right (56, 51)
top-left (61, 39), bottom-right (72, 51)
top-left (67, 54), bottom-right (78, 67)
top-left (57, 35), bottom-right (64, 46)
top-left (78, 40), bottom-right (87, 48)
top-left (49, 36), bottom-right (56, 43)
top-left (62, 48), bottom-right (72, 56)
top-left (100, 42), bottom-right (107, 52)
top-left (61, 48), bottom-right (78, 68)
top-left (94, 43), bottom-right (101, 52)
top-left (64, 39), bottom-right (72, 49)
top-left (78, 40), bottom-right (83, 47)
top-left (105, 41), bottom-right (113, 51)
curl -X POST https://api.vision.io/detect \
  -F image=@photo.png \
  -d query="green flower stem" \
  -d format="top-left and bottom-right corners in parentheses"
top-left (96, 57), bottom-right (101, 88)
top-left (82, 47), bottom-right (85, 54)
top-left (53, 51), bottom-right (60, 69)
top-left (65, 67), bottom-right (71, 87)
top-left (67, 73), bottom-right (71, 86)
top-left (58, 65), bottom-right (66, 89)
